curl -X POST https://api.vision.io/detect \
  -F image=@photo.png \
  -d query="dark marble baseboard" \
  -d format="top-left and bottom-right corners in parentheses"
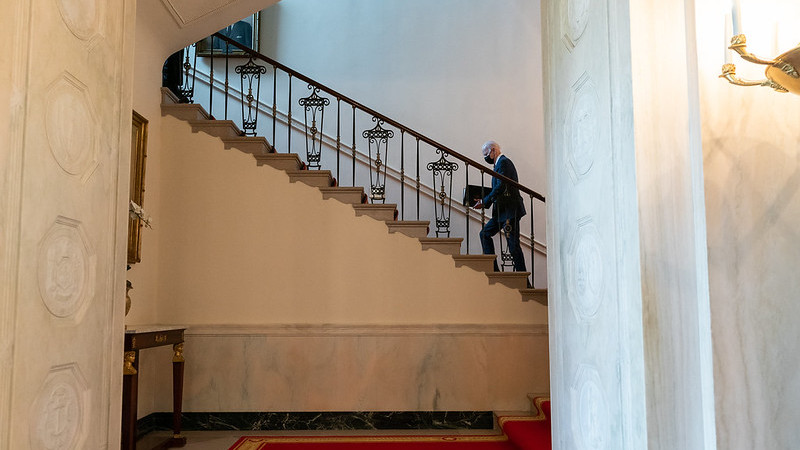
top-left (137, 411), bottom-right (493, 437)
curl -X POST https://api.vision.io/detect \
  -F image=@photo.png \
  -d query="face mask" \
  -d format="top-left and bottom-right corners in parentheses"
top-left (484, 155), bottom-right (495, 165)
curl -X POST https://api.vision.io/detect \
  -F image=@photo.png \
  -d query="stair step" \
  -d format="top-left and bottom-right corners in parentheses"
top-left (419, 237), bottom-right (463, 255)
top-left (452, 254), bottom-right (497, 272)
top-left (319, 187), bottom-right (365, 205)
top-left (221, 136), bottom-right (272, 155)
top-left (386, 221), bottom-right (429, 239)
top-left (255, 153), bottom-right (303, 171)
top-left (189, 119), bottom-right (242, 139)
top-left (520, 289), bottom-right (548, 306)
top-left (353, 204), bottom-right (397, 221)
top-left (161, 103), bottom-right (210, 121)
top-left (161, 86), bottom-right (180, 104)
top-left (486, 271), bottom-right (531, 290)
top-left (287, 170), bottom-right (334, 188)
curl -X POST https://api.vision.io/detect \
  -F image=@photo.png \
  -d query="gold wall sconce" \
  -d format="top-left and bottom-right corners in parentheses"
top-left (720, 36), bottom-right (800, 95)
top-left (718, 0), bottom-right (800, 95)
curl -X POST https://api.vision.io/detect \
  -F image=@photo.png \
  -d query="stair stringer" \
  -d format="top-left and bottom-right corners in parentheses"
top-left (156, 113), bottom-right (547, 326)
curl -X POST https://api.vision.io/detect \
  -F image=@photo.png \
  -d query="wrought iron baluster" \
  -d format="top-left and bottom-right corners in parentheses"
top-left (298, 85), bottom-right (330, 170)
top-left (287, 74), bottom-right (292, 152)
top-left (235, 57), bottom-right (267, 136)
top-left (363, 117), bottom-right (394, 203)
top-left (400, 130), bottom-right (405, 220)
top-left (480, 171), bottom-right (486, 227)
top-left (336, 98), bottom-right (341, 181)
top-left (530, 196), bottom-right (535, 288)
top-left (224, 44), bottom-right (229, 120)
top-left (480, 170), bottom-right (488, 266)
top-left (209, 46), bottom-right (214, 118)
top-left (352, 106), bottom-right (356, 186)
top-left (179, 44), bottom-right (197, 103)
top-left (416, 138), bottom-right (420, 221)
top-left (427, 150), bottom-right (459, 237)
top-left (272, 66), bottom-right (277, 151)
top-left (465, 168), bottom-right (469, 254)
top-left (499, 213), bottom-right (514, 272)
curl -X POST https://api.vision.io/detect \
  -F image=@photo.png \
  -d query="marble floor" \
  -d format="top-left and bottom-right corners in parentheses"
top-left (138, 427), bottom-right (505, 450)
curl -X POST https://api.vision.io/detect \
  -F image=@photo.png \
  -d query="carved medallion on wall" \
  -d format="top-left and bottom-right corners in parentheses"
top-left (37, 217), bottom-right (96, 321)
top-left (563, 0), bottom-right (591, 50)
top-left (567, 218), bottom-right (604, 323)
top-left (565, 74), bottom-right (599, 183)
top-left (45, 73), bottom-right (98, 178)
top-left (55, 0), bottom-right (101, 41)
top-left (570, 364), bottom-right (609, 450)
top-left (29, 364), bottom-right (90, 450)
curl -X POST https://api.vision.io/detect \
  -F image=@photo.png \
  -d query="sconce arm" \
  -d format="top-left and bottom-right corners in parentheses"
top-left (719, 64), bottom-right (788, 92)
top-left (729, 35), bottom-right (776, 66)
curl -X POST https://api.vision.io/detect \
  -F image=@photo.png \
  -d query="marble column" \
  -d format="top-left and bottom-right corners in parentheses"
top-left (0, 0), bottom-right (135, 447)
top-left (542, 0), bottom-right (717, 448)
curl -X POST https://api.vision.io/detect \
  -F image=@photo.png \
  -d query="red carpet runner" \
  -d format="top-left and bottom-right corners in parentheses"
top-left (229, 401), bottom-right (551, 450)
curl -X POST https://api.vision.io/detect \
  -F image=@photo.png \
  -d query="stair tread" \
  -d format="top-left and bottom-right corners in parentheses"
top-left (286, 170), bottom-right (333, 175)
top-left (418, 237), bottom-right (463, 243)
top-left (319, 186), bottom-right (364, 192)
top-left (161, 103), bottom-right (211, 120)
top-left (486, 271), bottom-right (532, 277)
top-left (520, 289), bottom-right (548, 306)
top-left (256, 153), bottom-right (298, 159)
top-left (387, 220), bottom-right (428, 225)
top-left (221, 136), bottom-right (269, 143)
top-left (353, 203), bottom-right (398, 209)
top-left (452, 254), bottom-right (497, 260)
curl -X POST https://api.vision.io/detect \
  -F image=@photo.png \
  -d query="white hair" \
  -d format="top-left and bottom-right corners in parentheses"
top-left (482, 140), bottom-right (500, 157)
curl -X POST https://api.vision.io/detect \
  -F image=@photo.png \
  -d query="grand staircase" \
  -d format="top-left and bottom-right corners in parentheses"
top-left (161, 87), bottom-right (547, 304)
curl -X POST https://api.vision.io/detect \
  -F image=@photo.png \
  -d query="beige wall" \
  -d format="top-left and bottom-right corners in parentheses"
top-left (695, 1), bottom-right (800, 448)
top-left (127, 0), bottom-right (551, 417)
top-left (149, 115), bottom-right (546, 326)
top-left (131, 112), bottom-right (549, 415)
top-left (128, 0), bottom-right (281, 325)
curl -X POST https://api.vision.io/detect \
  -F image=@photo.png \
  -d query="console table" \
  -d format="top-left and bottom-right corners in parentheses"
top-left (122, 326), bottom-right (187, 450)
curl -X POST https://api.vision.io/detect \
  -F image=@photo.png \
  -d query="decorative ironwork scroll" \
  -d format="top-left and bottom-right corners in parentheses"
top-left (499, 219), bottom-right (515, 271)
top-left (179, 45), bottom-right (197, 102)
top-left (362, 117), bottom-right (394, 203)
top-left (427, 150), bottom-right (459, 237)
top-left (236, 57), bottom-right (267, 136)
top-left (298, 85), bottom-right (330, 169)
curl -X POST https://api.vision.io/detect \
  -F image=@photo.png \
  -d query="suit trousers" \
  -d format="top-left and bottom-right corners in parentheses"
top-left (479, 216), bottom-right (526, 272)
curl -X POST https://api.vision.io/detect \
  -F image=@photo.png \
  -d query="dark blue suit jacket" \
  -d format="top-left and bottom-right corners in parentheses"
top-left (482, 155), bottom-right (526, 222)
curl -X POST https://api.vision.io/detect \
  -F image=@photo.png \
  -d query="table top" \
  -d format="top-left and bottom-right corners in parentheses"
top-left (125, 325), bottom-right (186, 334)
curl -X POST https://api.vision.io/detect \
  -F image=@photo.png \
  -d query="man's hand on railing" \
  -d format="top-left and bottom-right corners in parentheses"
top-left (472, 200), bottom-right (484, 209)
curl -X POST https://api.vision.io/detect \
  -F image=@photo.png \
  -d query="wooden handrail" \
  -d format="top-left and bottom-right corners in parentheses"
top-left (209, 32), bottom-right (545, 203)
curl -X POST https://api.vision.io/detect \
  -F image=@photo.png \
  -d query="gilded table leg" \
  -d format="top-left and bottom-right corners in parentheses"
top-left (170, 342), bottom-right (187, 447)
top-left (121, 350), bottom-right (139, 450)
